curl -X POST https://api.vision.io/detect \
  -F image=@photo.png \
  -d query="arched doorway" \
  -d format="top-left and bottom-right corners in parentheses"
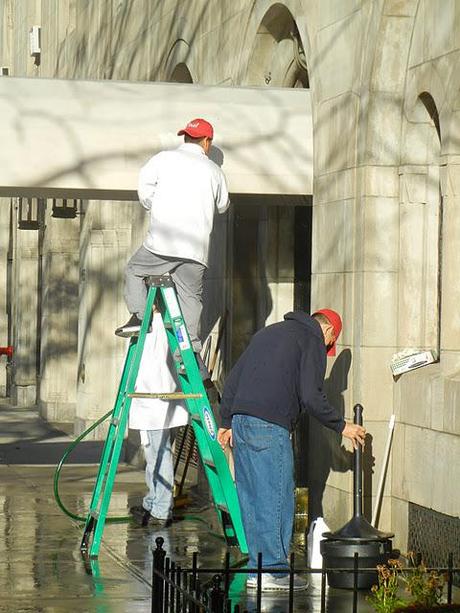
top-left (398, 91), bottom-right (442, 355)
top-left (231, 4), bottom-right (313, 513)
top-left (170, 62), bottom-right (193, 83)
top-left (231, 4), bottom-right (312, 360)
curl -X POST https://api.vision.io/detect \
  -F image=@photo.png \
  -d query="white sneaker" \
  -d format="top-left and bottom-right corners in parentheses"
top-left (246, 574), bottom-right (308, 591)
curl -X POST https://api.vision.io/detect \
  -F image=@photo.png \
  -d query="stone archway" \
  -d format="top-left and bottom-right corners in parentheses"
top-left (162, 39), bottom-right (196, 83)
top-left (398, 90), bottom-right (442, 354)
top-left (246, 3), bottom-right (308, 88)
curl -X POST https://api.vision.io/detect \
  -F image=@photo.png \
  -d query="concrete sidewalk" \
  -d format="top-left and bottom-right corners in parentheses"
top-left (0, 401), bottom-right (385, 612)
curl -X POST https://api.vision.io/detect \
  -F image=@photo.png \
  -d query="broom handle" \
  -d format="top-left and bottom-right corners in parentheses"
top-left (208, 310), bottom-right (228, 376)
top-left (371, 414), bottom-right (396, 527)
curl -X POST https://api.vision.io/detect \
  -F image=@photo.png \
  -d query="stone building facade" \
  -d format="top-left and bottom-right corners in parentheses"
top-left (1, 0), bottom-right (459, 557)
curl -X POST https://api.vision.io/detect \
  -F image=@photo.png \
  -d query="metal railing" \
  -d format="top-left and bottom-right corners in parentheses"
top-left (151, 537), bottom-right (459, 613)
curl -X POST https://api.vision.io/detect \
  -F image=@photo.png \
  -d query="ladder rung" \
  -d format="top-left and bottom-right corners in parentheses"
top-left (127, 392), bottom-right (202, 400)
top-left (90, 510), bottom-right (100, 520)
top-left (110, 418), bottom-right (119, 426)
top-left (203, 458), bottom-right (216, 469)
top-left (217, 503), bottom-right (229, 514)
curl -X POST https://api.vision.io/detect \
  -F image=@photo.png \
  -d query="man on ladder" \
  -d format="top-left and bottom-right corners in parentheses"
top-left (115, 117), bottom-right (229, 531)
top-left (115, 117), bottom-right (229, 383)
top-left (81, 120), bottom-right (243, 558)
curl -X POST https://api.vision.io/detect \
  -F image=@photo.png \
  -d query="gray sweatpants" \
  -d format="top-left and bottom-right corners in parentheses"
top-left (124, 245), bottom-right (205, 352)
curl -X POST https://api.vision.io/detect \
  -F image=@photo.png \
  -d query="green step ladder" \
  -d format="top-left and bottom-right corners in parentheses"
top-left (80, 275), bottom-right (248, 559)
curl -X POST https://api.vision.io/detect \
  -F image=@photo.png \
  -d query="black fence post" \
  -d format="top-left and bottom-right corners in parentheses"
top-left (170, 561), bottom-right (176, 612)
top-left (152, 537), bottom-right (166, 613)
top-left (164, 558), bottom-right (170, 613)
top-left (448, 552), bottom-right (453, 605)
top-left (182, 569), bottom-right (188, 612)
top-left (320, 552), bottom-right (326, 613)
top-left (210, 574), bottom-right (225, 612)
top-left (176, 563), bottom-right (182, 611)
top-left (195, 577), bottom-right (202, 607)
top-left (288, 552), bottom-right (295, 613)
top-left (223, 551), bottom-right (230, 596)
top-left (256, 552), bottom-right (263, 613)
top-left (190, 552), bottom-right (198, 613)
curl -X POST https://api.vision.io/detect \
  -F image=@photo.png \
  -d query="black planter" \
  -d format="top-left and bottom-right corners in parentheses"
top-left (321, 537), bottom-right (392, 589)
top-left (320, 405), bottom-right (394, 590)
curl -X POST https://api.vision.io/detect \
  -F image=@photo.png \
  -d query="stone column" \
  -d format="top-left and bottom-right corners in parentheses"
top-left (440, 159), bottom-right (460, 368)
top-left (0, 198), bottom-right (11, 397)
top-left (76, 199), bottom-right (132, 438)
top-left (38, 199), bottom-right (80, 426)
top-left (10, 198), bottom-right (40, 406)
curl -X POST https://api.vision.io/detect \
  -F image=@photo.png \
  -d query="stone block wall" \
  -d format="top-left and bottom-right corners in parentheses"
top-left (1, 0), bottom-right (459, 551)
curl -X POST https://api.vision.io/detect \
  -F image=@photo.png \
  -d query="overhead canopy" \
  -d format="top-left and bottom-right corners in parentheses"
top-left (0, 77), bottom-right (312, 200)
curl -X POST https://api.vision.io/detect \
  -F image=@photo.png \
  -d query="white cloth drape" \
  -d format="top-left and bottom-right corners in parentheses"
top-left (128, 313), bottom-right (189, 432)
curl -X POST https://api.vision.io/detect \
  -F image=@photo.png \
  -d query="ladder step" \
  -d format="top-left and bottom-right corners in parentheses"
top-left (144, 274), bottom-right (174, 288)
top-left (127, 392), bottom-right (202, 400)
top-left (203, 458), bottom-right (216, 469)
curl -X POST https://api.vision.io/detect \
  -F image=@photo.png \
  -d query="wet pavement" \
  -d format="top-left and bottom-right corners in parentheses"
top-left (0, 401), bottom-right (441, 612)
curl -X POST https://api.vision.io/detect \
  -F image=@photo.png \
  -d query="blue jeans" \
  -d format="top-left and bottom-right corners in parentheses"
top-left (232, 414), bottom-right (294, 578)
top-left (142, 429), bottom-right (175, 520)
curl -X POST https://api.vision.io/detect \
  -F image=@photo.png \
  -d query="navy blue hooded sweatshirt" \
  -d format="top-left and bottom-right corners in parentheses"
top-left (219, 312), bottom-right (345, 434)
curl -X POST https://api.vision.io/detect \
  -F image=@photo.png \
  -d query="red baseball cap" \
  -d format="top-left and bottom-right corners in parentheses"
top-left (313, 308), bottom-right (342, 356)
top-left (177, 118), bottom-right (214, 139)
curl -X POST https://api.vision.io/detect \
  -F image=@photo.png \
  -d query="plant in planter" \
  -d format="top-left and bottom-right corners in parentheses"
top-left (367, 559), bottom-right (406, 613)
top-left (367, 554), bottom-right (456, 613)
top-left (402, 553), bottom-right (446, 609)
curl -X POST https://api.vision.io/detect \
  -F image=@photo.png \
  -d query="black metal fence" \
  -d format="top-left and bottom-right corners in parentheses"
top-left (151, 537), bottom-right (459, 613)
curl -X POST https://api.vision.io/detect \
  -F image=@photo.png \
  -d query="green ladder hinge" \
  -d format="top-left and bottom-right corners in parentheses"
top-left (80, 275), bottom-right (248, 559)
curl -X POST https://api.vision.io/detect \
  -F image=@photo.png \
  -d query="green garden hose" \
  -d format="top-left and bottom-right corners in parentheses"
top-left (53, 410), bottom-right (216, 530)
top-left (53, 408), bottom-right (131, 522)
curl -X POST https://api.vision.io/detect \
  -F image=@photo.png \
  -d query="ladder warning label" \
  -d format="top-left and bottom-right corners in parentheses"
top-left (163, 288), bottom-right (181, 318)
top-left (176, 325), bottom-right (190, 350)
top-left (203, 408), bottom-right (216, 440)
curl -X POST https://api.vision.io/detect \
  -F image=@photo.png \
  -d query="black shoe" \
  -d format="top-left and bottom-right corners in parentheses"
top-left (129, 505), bottom-right (172, 528)
top-left (115, 314), bottom-right (142, 337)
